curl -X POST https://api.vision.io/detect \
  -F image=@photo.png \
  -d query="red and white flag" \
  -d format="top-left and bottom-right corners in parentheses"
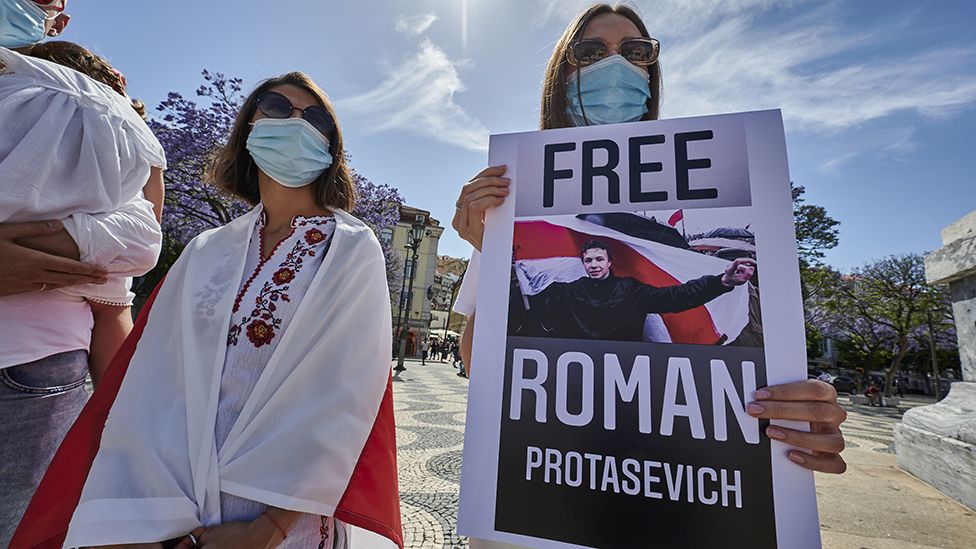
top-left (513, 216), bottom-right (749, 345)
top-left (667, 209), bottom-right (684, 227)
top-left (10, 281), bottom-right (403, 549)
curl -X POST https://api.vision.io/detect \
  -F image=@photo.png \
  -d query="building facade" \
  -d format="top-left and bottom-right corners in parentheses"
top-left (431, 270), bottom-right (460, 312)
top-left (383, 205), bottom-right (444, 356)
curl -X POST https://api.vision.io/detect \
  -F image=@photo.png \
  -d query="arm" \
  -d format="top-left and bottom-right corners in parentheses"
top-left (634, 259), bottom-right (756, 314)
top-left (0, 220), bottom-right (108, 295)
top-left (461, 312), bottom-right (474, 376)
top-left (62, 193), bottom-right (162, 276)
top-left (87, 302), bottom-right (134, 387)
top-left (14, 227), bottom-right (81, 260)
top-left (0, 168), bottom-right (165, 293)
top-left (633, 274), bottom-right (733, 314)
top-left (184, 507), bottom-right (298, 549)
top-left (143, 166), bottom-right (165, 223)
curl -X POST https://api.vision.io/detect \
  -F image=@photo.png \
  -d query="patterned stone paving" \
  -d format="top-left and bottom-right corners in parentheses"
top-left (393, 359), bottom-right (470, 549)
top-left (838, 394), bottom-right (935, 454)
top-left (391, 359), bottom-right (939, 549)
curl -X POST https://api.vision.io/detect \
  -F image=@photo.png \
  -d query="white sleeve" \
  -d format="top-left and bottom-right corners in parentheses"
top-left (452, 250), bottom-right (481, 317)
top-left (58, 194), bottom-right (162, 306)
top-left (62, 194), bottom-right (162, 275)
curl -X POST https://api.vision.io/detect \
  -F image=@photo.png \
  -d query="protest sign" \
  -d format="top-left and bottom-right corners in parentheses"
top-left (459, 110), bottom-right (820, 548)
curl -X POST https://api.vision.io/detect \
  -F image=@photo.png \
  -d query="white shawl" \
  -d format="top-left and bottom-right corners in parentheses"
top-left (63, 206), bottom-right (394, 547)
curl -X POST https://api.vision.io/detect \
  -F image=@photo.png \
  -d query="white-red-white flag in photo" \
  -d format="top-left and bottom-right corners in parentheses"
top-left (513, 216), bottom-right (749, 345)
top-left (667, 209), bottom-right (684, 227)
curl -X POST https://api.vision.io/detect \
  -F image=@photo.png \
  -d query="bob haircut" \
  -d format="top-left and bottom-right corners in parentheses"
top-left (540, 3), bottom-right (661, 130)
top-left (209, 71), bottom-right (355, 211)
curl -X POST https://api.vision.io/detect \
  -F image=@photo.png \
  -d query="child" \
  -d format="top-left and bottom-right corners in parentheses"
top-left (21, 40), bottom-right (164, 384)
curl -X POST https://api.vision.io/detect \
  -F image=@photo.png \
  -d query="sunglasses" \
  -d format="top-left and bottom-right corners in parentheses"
top-left (254, 91), bottom-right (336, 138)
top-left (32, 0), bottom-right (66, 13)
top-left (567, 37), bottom-right (660, 67)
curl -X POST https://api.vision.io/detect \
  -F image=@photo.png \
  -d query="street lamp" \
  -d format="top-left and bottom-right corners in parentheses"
top-left (394, 214), bottom-right (428, 375)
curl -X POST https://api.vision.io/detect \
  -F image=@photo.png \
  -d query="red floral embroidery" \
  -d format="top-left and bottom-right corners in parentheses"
top-left (272, 268), bottom-right (294, 285)
top-left (246, 319), bottom-right (275, 347)
top-left (318, 516), bottom-right (330, 549)
top-left (227, 216), bottom-right (334, 348)
top-left (305, 228), bottom-right (325, 244)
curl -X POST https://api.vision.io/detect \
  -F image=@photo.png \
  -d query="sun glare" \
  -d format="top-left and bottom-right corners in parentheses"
top-left (461, 0), bottom-right (469, 51)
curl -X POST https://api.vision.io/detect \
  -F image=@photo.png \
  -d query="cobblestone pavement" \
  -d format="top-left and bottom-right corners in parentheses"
top-left (835, 395), bottom-right (922, 453)
top-left (393, 359), bottom-right (470, 549)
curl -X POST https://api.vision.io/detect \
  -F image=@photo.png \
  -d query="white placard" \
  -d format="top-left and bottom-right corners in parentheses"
top-left (459, 110), bottom-right (819, 549)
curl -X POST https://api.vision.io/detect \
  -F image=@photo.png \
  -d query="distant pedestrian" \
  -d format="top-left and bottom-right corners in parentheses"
top-left (453, 345), bottom-right (462, 373)
top-left (865, 383), bottom-right (881, 406)
top-left (421, 339), bottom-right (429, 365)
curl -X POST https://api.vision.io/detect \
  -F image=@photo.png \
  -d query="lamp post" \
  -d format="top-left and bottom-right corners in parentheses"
top-left (392, 256), bottom-right (410, 356)
top-left (394, 214), bottom-right (427, 375)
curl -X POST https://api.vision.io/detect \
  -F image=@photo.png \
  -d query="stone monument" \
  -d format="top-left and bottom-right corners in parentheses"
top-left (894, 209), bottom-right (976, 510)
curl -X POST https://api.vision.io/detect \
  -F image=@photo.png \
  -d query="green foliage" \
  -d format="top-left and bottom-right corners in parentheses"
top-left (792, 184), bottom-right (840, 267)
top-left (812, 254), bottom-right (955, 395)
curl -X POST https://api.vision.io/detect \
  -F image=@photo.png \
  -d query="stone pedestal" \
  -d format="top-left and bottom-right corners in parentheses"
top-left (894, 210), bottom-right (976, 510)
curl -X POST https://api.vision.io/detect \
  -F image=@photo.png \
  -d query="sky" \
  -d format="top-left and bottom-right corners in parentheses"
top-left (61, 0), bottom-right (976, 270)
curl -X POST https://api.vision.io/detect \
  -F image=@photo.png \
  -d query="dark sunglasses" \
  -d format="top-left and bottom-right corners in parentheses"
top-left (567, 37), bottom-right (660, 67)
top-left (254, 91), bottom-right (336, 138)
top-left (31, 0), bottom-right (66, 13)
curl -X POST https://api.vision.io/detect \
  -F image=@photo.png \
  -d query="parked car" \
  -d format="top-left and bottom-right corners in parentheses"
top-left (831, 375), bottom-right (855, 394)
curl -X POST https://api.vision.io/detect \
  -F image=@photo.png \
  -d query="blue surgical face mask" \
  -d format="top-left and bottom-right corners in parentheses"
top-left (246, 117), bottom-right (334, 188)
top-left (566, 54), bottom-right (652, 126)
top-left (0, 0), bottom-right (48, 49)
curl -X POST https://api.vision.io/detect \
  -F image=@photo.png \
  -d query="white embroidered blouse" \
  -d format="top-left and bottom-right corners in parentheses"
top-left (215, 212), bottom-right (344, 548)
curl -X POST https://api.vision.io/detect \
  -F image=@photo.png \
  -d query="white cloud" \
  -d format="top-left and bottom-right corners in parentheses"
top-left (816, 126), bottom-right (917, 174)
top-left (662, 13), bottom-right (976, 133)
top-left (337, 38), bottom-right (489, 153)
top-left (395, 13), bottom-right (438, 36)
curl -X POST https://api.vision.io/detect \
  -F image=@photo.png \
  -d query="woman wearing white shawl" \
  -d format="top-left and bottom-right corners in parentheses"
top-left (13, 73), bottom-right (402, 549)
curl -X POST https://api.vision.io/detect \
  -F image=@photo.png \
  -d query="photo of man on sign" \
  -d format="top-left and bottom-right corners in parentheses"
top-left (508, 214), bottom-right (759, 345)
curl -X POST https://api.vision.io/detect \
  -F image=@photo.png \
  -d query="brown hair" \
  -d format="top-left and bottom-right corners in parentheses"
top-left (540, 3), bottom-right (661, 130)
top-left (580, 239), bottom-right (612, 260)
top-left (208, 72), bottom-right (355, 211)
top-left (28, 41), bottom-right (146, 119)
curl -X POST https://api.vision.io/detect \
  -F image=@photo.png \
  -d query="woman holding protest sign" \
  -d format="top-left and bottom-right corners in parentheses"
top-left (451, 2), bottom-right (847, 478)
top-left (13, 72), bottom-right (402, 549)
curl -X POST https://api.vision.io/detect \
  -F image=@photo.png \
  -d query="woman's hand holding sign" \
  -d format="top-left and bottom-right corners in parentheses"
top-left (748, 380), bottom-right (848, 474)
top-left (452, 165), bottom-right (511, 252)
